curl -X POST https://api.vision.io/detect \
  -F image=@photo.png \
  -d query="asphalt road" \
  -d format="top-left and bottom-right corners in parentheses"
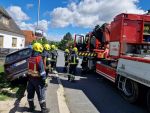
top-left (55, 50), bottom-right (149, 113)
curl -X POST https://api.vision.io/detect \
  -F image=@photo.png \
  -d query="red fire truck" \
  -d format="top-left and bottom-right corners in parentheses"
top-left (74, 13), bottom-right (150, 111)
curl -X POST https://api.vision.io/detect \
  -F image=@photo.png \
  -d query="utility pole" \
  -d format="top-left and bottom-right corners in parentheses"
top-left (37, 0), bottom-right (40, 27)
top-left (35, 0), bottom-right (43, 39)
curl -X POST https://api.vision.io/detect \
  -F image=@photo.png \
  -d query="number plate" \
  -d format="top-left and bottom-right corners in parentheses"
top-left (14, 60), bottom-right (26, 66)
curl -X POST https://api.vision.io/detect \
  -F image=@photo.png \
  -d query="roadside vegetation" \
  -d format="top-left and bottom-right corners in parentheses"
top-left (31, 32), bottom-right (74, 50)
top-left (0, 65), bottom-right (26, 101)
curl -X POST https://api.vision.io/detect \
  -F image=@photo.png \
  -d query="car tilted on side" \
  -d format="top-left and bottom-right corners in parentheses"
top-left (4, 48), bottom-right (32, 81)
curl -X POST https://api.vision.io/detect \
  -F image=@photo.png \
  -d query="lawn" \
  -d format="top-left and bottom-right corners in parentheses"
top-left (0, 94), bottom-right (11, 101)
top-left (0, 65), bottom-right (4, 73)
top-left (0, 66), bottom-right (22, 101)
top-left (0, 66), bottom-right (27, 101)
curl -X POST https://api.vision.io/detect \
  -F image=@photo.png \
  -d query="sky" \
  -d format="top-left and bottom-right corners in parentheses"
top-left (0, 0), bottom-right (149, 41)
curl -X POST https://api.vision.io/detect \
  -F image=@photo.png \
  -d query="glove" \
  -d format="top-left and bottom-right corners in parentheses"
top-left (42, 78), bottom-right (48, 87)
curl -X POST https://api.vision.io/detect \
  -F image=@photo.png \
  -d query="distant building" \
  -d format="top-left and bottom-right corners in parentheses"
top-left (0, 6), bottom-right (25, 50)
top-left (22, 30), bottom-right (36, 46)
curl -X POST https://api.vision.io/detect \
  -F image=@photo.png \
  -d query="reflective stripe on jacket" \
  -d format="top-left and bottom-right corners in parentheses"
top-left (69, 54), bottom-right (78, 64)
top-left (64, 52), bottom-right (69, 62)
top-left (51, 50), bottom-right (58, 61)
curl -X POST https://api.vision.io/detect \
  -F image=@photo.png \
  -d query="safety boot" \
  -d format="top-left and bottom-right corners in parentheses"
top-left (70, 75), bottom-right (75, 82)
top-left (68, 75), bottom-right (71, 81)
top-left (40, 102), bottom-right (50, 113)
top-left (28, 101), bottom-right (35, 112)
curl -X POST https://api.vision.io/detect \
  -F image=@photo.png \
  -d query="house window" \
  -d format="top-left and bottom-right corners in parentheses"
top-left (0, 35), bottom-right (3, 48)
top-left (3, 18), bottom-right (9, 26)
top-left (12, 37), bottom-right (17, 47)
top-left (0, 16), bottom-right (9, 26)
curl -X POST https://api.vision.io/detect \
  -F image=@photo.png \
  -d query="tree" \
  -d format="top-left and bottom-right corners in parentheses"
top-left (63, 32), bottom-right (72, 40)
top-left (31, 37), bottom-right (49, 45)
top-left (58, 32), bottom-right (74, 50)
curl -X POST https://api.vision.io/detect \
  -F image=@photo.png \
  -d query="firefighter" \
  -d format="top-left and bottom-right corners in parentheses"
top-left (69, 45), bottom-right (73, 53)
top-left (27, 42), bottom-right (49, 113)
top-left (64, 48), bottom-right (70, 72)
top-left (43, 44), bottom-right (52, 77)
top-left (51, 45), bottom-right (58, 73)
top-left (81, 57), bottom-right (88, 74)
top-left (68, 47), bottom-right (79, 82)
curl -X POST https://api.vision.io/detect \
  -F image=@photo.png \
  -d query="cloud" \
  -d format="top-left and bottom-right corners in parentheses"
top-left (37, 20), bottom-right (50, 31)
top-left (17, 20), bottom-right (50, 32)
top-left (16, 21), bottom-right (35, 31)
top-left (5, 5), bottom-right (52, 40)
top-left (50, 0), bottom-right (145, 28)
top-left (6, 5), bottom-right (49, 33)
top-left (26, 4), bottom-right (34, 9)
top-left (47, 34), bottom-right (63, 41)
top-left (50, 7), bottom-right (73, 27)
top-left (6, 6), bottom-right (30, 21)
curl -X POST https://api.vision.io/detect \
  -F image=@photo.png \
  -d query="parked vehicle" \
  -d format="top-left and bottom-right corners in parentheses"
top-left (74, 13), bottom-right (150, 111)
top-left (4, 48), bottom-right (32, 81)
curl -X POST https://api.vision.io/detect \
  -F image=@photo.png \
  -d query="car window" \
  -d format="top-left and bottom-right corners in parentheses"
top-left (5, 48), bottom-right (32, 63)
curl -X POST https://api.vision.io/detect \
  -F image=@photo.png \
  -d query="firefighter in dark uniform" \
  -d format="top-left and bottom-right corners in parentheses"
top-left (69, 45), bottom-right (73, 53)
top-left (81, 57), bottom-right (88, 74)
top-left (64, 49), bottom-right (70, 72)
top-left (51, 45), bottom-right (58, 73)
top-left (27, 42), bottom-right (49, 113)
top-left (43, 44), bottom-right (51, 77)
top-left (68, 47), bottom-right (79, 81)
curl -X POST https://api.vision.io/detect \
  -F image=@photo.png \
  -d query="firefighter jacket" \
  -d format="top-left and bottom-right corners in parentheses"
top-left (69, 52), bottom-right (79, 65)
top-left (42, 50), bottom-right (52, 68)
top-left (28, 52), bottom-right (46, 79)
top-left (51, 50), bottom-right (58, 62)
top-left (64, 52), bottom-right (69, 63)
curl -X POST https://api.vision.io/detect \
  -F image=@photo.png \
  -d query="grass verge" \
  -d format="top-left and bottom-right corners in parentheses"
top-left (0, 93), bottom-right (11, 101)
top-left (0, 65), bottom-right (27, 101)
top-left (0, 65), bottom-right (4, 73)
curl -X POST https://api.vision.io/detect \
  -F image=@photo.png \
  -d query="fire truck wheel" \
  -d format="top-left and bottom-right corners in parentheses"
top-left (122, 78), bottom-right (139, 103)
top-left (147, 89), bottom-right (150, 112)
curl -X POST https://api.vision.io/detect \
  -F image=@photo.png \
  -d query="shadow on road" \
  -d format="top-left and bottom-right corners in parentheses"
top-left (9, 86), bottom-right (26, 113)
top-left (49, 66), bottom-right (149, 113)
top-left (8, 84), bottom-right (41, 113)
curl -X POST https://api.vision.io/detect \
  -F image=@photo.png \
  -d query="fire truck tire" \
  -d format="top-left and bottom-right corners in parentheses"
top-left (122, 78), bottom-right (139, 103)
top-left (146, 89), bottom-right (150, 112)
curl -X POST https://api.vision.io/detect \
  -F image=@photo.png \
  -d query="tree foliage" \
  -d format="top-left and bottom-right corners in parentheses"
top-left (58, 32), bottom-right (74, 50)
top-left (63, 32), bottom-right (72, 40)
top-left (31, 37), bottom-right (49, 45)
top-left (31, 32), bottom-right (74, 50)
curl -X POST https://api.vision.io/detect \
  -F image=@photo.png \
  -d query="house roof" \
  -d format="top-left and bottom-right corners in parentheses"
top-left (0, 6), bottom-right (24, 36)
top-left (22, 30), bottom-right (37, 45)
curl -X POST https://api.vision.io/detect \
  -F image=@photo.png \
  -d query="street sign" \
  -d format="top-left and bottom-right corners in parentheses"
top-left (35, 29), bottom-right (43, 38)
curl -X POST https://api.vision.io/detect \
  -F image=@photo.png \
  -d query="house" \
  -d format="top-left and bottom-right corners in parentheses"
top-left (22, 30), bottom-right (36, 46)
top-left (0, 6), bottom-right (25, 50)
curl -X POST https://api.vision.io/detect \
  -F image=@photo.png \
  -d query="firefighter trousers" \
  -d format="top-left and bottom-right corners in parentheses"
top-left (46, 69), bottom-right (49, 77)
top-left (27, 78), bottom-right (46, 108)
top-left (51, 61), bottom-right (56, 70)
top-left (68, 64), bottom-right (77, 81)
top-left (63, 62), bottom-right (68, 72)
top-left (69, 64), bottom-right (77, 75)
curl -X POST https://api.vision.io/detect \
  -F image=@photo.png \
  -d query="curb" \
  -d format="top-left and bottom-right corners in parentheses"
top-left (56, 74), bottom-right (70, 113)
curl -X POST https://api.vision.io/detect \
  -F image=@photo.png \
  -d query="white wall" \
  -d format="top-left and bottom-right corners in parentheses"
top-left (0, 30), bottom-right (25, 49)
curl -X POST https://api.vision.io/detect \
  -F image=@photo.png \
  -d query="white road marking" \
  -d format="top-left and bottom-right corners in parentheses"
top-left (55, 74), bottom-right (70, 113)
